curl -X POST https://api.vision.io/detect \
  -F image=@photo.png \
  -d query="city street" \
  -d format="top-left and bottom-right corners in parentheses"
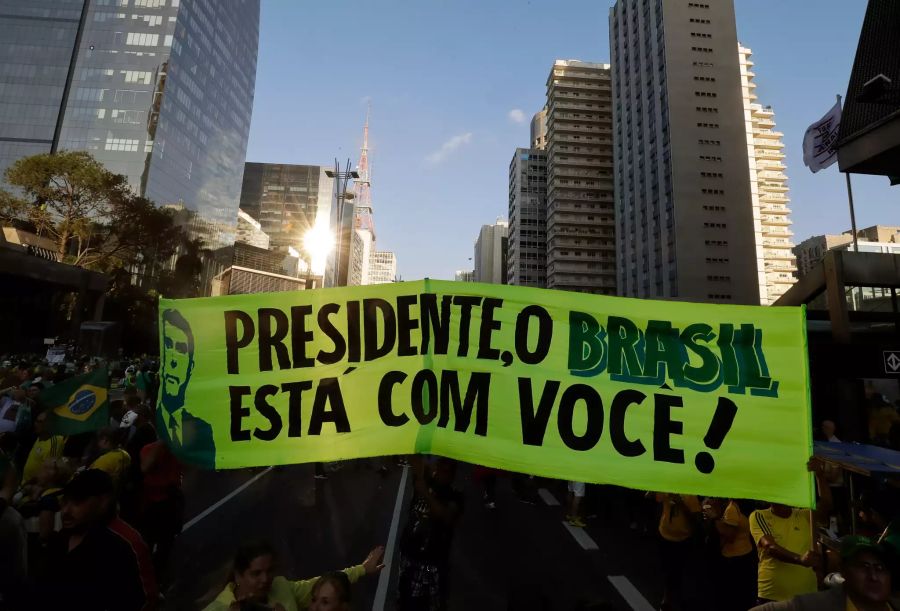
top-left (164, 461), bottom-right (664, 611)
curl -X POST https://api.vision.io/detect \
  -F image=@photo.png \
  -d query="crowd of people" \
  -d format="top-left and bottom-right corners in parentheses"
top-left (1, 353), bottom-right (899, 610)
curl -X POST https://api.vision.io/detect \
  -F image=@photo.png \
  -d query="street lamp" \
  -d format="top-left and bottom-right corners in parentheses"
top-left (324, 159), bottom-right (360, 288)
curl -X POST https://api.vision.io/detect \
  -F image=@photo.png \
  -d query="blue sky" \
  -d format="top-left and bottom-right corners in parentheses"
top-left (245, 0), bottom-right (895, 282)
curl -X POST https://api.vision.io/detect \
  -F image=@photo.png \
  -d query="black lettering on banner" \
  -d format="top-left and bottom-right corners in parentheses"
top-left (282, 381), bottom-right (312, 437)
top-left (258, 308), bottom-right (291, 372)
top-left (453, 296), bottom-right (483, 357)
top-left (363, 298), bottom-right (397, 361)
top-left (411, 369), bottom-right (438, 424)
top-left (229, 386), bottom-right (252, 441)
top-left (476, 298), bottom-right (503, 360)
top-left (610, 389), bottom-right (647, 457)
top-left (557, 384), bottom-right (604, 451)
top-left (290, 305), bottom-right (315, 368)
top-left (420, 294), bottom-right (451, 355)
top-left (253, 384), bottom-right (282, 441)
top-left (317, 303), bottom-right (346, 365)
top-left (438, 371), bottom-right (490, 436)
top-left (396, 295), bottom-right (419, 357)
top-left (608, 316), bottom-right (644, 377)
top-left (378, 371), bottom-right (410, 427)
top-left (653, 392), bottom-right (685, 464)
top-left (515, 306), bottom-right (552, 365)
top-left (518, 378), bottom-right (560, 446)
top-left (224, 311), bottom-right (255, 374)
top-left (347, 301), bottom-right (361, 362)
top-left (309, 378), bottom-right (351, 434)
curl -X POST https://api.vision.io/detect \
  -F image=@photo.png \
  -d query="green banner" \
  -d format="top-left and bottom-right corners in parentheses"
top-left (157, 280), bottom-right (814, 507)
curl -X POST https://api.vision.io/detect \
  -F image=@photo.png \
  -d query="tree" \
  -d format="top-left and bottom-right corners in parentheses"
top-left (0, 150), bottom-right (184, 271)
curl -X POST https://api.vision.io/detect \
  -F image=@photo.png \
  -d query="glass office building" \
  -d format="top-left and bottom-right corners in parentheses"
top-left (0, 0), bottom-right (260, 250)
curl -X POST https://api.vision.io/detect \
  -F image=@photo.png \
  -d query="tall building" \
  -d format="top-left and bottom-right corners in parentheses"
top-left (349, 115), bottom-right (376, 285)
top-left (507, 148), bottom-right (548, 287)
top-left (0, 0), bottom-right (261, 250)
top-left (368, 250), bottom-right (397, 284)
top-left (739, 46), bottom-right (796, 304)
top-left (610, 0), bottom-right (759, 304)
top-left (454, 270), bottom-right (475, 282)
top-left (531, 109), bottom-right (548, 150)
top-left (239, 163), bottom-right (333, 255)
top-left (545, 60), bottom-right (616, 294)
top-left (795, 225), bottom-right (900, 278)
top-left (474, 219), bottom-right (508, 284)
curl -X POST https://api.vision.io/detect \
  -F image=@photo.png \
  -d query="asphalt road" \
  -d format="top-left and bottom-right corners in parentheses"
top-left (162, 461), bottom-right (665, 611)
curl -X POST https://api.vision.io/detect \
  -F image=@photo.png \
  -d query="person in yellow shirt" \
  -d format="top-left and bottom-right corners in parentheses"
top-left (90, 428), bottom-right (131, 487)
top-left (704, 497), bottom-right (757, 610)
top-left (21, 411), bottom-right (65, 485)
top-left (749, 459), bottom-right (832, 604)
top-left (655, 492), bottom-right (702, 610)
top-left (204, 541), bottom-right (385, 611)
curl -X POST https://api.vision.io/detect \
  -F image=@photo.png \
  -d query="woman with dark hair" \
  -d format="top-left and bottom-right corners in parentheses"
top-left (204, 541), bottom-right (384, 611)
top-left (310, 572), bottom-right (353, 611)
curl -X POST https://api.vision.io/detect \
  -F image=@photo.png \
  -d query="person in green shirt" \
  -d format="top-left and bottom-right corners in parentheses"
top-left (205, 540), bottom-right (385, 611)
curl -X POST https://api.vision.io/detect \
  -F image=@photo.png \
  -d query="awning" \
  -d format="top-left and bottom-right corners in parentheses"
top-left (815, 441), bottom-right (900, 476)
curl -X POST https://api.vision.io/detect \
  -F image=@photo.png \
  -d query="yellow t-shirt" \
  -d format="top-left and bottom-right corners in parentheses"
top-left (718, 500), bottom-right (753, 558)
top-left (90, 448), bottom-right (131, 484)
top-left (204, 566), bottom-right (366, 611)
top-left (22, 436), bottom-right (66, 483)
top-left (657, 494), bottom-right (701, 542)
top-left (749, 507), bottom-right (817, 601)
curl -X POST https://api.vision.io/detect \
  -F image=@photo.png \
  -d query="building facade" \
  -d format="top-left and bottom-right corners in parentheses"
top-left (0, 0), bottom-right (260, 250)
top-left (474, 220), bottom-right (508, 284)
top-left (507, 148), bottom-right (548, 287)
top-left (531, 109), bottom-right (548, 150)
top-left (239, 163), bottom-right (333, 254)
top-left (610, 0), bottom-right (759, 304)
top-left (454, 270), bottom-right (475, 282)
top-left (368, 250), bottom-right (397, 284)
top-left (739, 46), bottom-right (796, 304)
top-left (545, 60), bottom-right (616, 294)
top-left (795, 225), bottom-right (900, 277)
top-left (235, 208), bottom-right (269, 249)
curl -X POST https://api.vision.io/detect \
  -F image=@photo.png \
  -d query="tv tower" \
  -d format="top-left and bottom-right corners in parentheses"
top-left (348, 107), bottom-right (376, 285)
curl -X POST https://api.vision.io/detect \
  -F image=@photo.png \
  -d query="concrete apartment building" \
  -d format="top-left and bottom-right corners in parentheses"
top-left (739, 46), bottom-right (797, 304)
top-left (545, 60), bottom-right (617, 294)
top-left (474, 220), bottom-right (509, 284)
top-left (795, 225), bottom-right (900, 278)
top-left (368, 250), bottom-right (397, 284)
top-left (507, 148), bottom-right (548, 287)
top-left (610, 0), bottom-right (760, 304)
top-left (531, 110), bottom-right (548, 150)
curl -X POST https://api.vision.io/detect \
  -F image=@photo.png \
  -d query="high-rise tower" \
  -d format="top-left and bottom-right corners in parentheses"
top-left (349, 111), bottom-right (376, 285)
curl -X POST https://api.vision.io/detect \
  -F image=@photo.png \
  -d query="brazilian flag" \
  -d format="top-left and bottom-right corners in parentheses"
top-left (41, 369), bottom-right (110, 435)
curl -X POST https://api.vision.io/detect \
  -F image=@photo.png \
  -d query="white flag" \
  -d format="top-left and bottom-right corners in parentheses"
top-left (802, 101), bottom-right (842, 173)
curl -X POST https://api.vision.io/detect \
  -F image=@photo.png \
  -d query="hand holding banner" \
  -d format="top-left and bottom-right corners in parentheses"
top-left (158, 280), bottom-right (814, 507)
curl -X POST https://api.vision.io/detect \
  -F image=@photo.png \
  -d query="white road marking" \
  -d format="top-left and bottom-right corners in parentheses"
top-left (372, 465), bottom-right (410, 611)
top-left (181, 467), bottom-right (273, 532)
top-left (561, 520), bottom-right (599, 550)
top-left (538, 488), bottom-right (560, 506)
top-left (607, 575), bottom-right (655, 611)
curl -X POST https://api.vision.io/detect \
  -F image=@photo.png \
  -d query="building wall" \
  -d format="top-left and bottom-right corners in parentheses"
top-left (739, 46), bottom-right (797, 304)
top-left (348, 227), bottom-right (374, 285)
top-left (507, 148), bottom-right (548, 287)
top-left (368, 250), bottom-right (396, 284)
top-left (239, 163), bottom-right (333, 253)
top-left (454, 270), bottom-right (475, 282)
top-left (474, 220), bottom-right (508, 284)
top-left (235, 208), bottom-right (269, 249)
top-left (545, 60), bottom-right (616, 294)
top-left (531, 109), bottom-right (547, 150)
top-left (610, 0), bottom-right (758, 304)
top-left (794, 225), bottom-right (900, 277)
top-left (0, 0), bottom-right (84, 181)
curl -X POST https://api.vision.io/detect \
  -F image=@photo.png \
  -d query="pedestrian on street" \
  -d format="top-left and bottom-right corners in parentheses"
top-left (566, 481), bottom-right (587, 528)
top-left (653, 492), bottom-right (703, 610)
top-left (703, 497), bottom-right (757, 610)
top-left (397, 456), bottom-right (463, 611)
top-left (204, 541), bottom-right (384, 610)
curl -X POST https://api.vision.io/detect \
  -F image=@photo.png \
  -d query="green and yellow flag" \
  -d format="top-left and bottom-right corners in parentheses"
top-left (41, 369), bottom-right (109, 435)
top-left (158, 280), bottom-right (815, 507)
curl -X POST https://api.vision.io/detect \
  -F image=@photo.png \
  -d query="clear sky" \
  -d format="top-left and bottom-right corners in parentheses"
top-left (245, 0), bottom-right (895, 282)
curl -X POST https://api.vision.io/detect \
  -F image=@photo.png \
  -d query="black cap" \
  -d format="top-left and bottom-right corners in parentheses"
top-left (63, 469), bottom-right (114, 501)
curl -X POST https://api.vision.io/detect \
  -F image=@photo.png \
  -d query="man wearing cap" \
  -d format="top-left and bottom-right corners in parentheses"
top-left (750, 535), bottom-right (896, 610)
top-left (39, 469), bottom-right (158, 610)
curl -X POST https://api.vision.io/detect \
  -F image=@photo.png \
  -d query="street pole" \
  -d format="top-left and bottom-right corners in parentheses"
top-left (836, 95), bottom-right (860, 252)
top-left (325, 159), bottom-right (359, 288)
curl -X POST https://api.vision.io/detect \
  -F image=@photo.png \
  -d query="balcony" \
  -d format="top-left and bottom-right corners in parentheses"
top-left (755, 129), bottom-right (784, 139)
top-left (761, 214), bottom-right (791, 225)
top-left (759, 171), bottom-right (787, 181)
